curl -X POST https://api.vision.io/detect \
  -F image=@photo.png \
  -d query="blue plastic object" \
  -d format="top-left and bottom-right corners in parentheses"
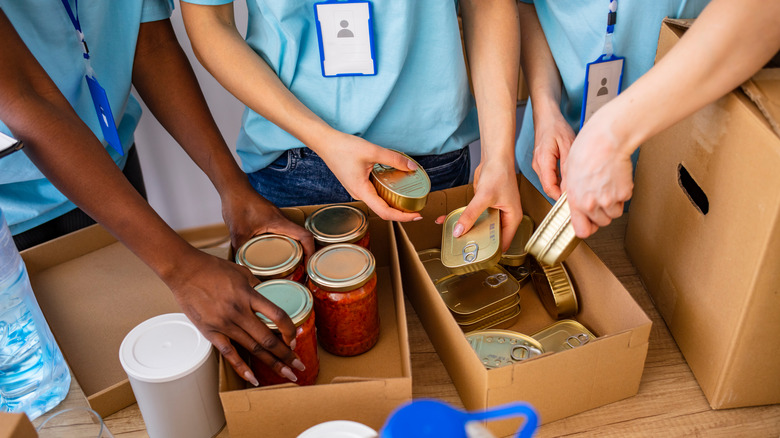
top-left (382, 399), bottom-right (538, 438)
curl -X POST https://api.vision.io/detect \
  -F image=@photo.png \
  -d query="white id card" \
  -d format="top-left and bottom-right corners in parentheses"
top-left (314, 1), bottom-right (376, 77)
top-left (580, 55), bottom-right (624, 128)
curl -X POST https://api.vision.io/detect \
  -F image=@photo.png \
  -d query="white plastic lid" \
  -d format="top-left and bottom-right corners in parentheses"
top-left (296, 421), bottom-right (378, 438)
top-left (119, 313), bottom-right (213, 383)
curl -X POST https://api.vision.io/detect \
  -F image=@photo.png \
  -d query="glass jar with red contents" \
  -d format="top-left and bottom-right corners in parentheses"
top-left (251, 280), bottom-right (319, 386)
top-left (304, 204), bottom-right (370, 250)
top-left (235, 234), bottom-right (305, 283)
top-left (306, 243), bottom-right (379, 356)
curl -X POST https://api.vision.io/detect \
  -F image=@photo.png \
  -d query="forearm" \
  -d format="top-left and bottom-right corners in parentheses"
top-left (180, 2), bottom-right (334, 150)
top-left (602, 0), bottom-right (780, 156)
top-left (517, 2), bottom-right (564, 122)
top-left (461, 0), bottom-right (520, 161)
top-left (132, 19), bottom-right (250, 197)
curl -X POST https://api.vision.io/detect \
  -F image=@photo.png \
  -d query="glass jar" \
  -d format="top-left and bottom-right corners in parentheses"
top-left (235, 234), bottom-right (305, 283)
top-left (251, 280), bottom-right (319, 386)
top-left (306, 244), bottom-right (379, 356)
top-left (304, 205), bottom-right (370, 250)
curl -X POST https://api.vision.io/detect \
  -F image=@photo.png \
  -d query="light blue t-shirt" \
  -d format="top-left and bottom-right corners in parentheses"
top-left (180, 0), bottom-right (479, 173)
top-left (0, 0), bottom-right (173, 234)
top-left (515, 0), bottom-right (710, 202)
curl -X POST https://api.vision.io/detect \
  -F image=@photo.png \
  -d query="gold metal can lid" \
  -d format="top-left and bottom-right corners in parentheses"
top-left (466, 329), bottom-right (544, 369)
top-left (436, 265), bottom-right (520, 319)
top-left (524, 192), bottom-right (581, 266)
top-left (306, 243), bottom-right (376, 292)
top-left (500, 215), bottom-right (534, 266)
top-left (441, 207), bottom-right (502, 275)
top-left (530, 319), bottom-right (595, 353)
top-left (503, 263), bottom-right (531, 287)
top-left (235, 234), bottom-right (303, 279)
top-left (416, 248), bottom-right (457, 285)
top-left (253, 280), bottom-right (313, 330)
top-left (305, 204), bottom-right (369, 246)
top-left (370, 152), bottom-right (430, 212)
top-left (528, 256), bottom-right (579, 319)
top-left (456, 296), bottom-right (520, 327)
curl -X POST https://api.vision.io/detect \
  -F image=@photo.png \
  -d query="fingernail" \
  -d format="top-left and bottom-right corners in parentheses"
top-left (453, 223), bottom-right (464, 238)
top-left (292, 358), bottom-right (306, 371)
top-left (281, 366), bottom-right (298, 382)
top-left (413, 216), bottom-right (423, 221)
top-left (244, 370), bottom-right (259, 387)
top-left (407, 160), bottom-right (419, 171)
top-left (290, 339), bottom-right (297, 350)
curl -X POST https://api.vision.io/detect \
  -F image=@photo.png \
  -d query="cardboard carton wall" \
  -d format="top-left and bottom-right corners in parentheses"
top-left (625, 19), bottom-right (780, 409)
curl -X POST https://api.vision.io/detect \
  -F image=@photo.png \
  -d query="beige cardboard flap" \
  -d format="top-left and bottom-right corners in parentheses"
top-left (740, 69), bottom-right (780, 138)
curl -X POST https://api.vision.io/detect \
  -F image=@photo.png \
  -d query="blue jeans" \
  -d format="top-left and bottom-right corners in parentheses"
top-left (248, 146), bottom-right (471, 207)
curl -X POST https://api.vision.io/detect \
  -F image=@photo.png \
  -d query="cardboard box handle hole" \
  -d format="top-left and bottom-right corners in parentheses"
top-left (677, 164), bottom-right (709, 215)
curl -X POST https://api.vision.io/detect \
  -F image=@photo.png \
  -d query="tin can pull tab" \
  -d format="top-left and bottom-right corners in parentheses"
top-left (462, 242), bottom-right (479, 263)
top-left (565, 333), bottom-right (590, 349)
top-left (511, 345), bottom-right (532, 361)
top-left (484, 273), bottom-right (508, 288)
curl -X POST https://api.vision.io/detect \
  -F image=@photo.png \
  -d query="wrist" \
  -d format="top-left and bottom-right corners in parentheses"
top-left (590, 102), bottom-right (644, 158)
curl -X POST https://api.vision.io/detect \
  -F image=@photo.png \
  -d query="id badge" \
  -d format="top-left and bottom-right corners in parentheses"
top-left (86, 74), bottom-right (124, 156)
top-left (579, 55), bottom-right (624, 128)
top-left (314, 1), bottom-right (376, 77)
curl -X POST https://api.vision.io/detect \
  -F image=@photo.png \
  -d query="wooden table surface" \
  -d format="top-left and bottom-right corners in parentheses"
top-left (32, 217), bottom-right (780, 437)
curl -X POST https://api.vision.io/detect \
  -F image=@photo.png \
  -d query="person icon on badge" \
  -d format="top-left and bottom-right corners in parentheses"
top-left (597, 77), bottom-right (609, 96)
top-left (337, 20), bottom-right (354, 38)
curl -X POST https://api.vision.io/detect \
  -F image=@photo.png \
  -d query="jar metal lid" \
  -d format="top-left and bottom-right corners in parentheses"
top-left (370, 152), bottom-right (430, 212)
top-left (307, 243), bottom-right (376, 292)
top-left (253, 280), bottom-right (314, 330)
top-left (530, 319), bottom-right (595, 353)
top-left (528, 256), bottom-right (579, 319)
top-left (436, 265), bottom-right (520, 319)
top-left (500, 215), bottom-right (534, 266)
top-left (524, 192), bottom-right (581, 266)
top-left (305, 204), bottom-right (369, 245)
top-left (466, 329), bottom-right (544, 369)
top-left (441, 207), bottom-right (502, 275)
top-left (235, 234), bottom-right (303, 279)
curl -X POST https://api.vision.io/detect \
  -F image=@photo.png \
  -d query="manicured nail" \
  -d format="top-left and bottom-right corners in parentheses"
top-left (290, 339), bottom-right (297, 350)
top-left (281, 366), bottom-right (298, 382)
top-left (244, 370), bottom-right (259, 387)
top-left (413, 216), bottom-right (423, 221)
top-left (407, 160), bottom-right (419, 171)
top-left (292, 359), bottom-right (306, 372)
top-left (453, 223), bottom-right (465, 238)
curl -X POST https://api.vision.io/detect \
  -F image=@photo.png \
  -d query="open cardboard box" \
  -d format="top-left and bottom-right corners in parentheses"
top-left (0, 413), bottom-right (37, 438)
top-left (625, 18), bottom-right (780, 409)
top-left (395, 175), bottom-right (652, 437)
top-left (21, 206), bottom-right (411, 437)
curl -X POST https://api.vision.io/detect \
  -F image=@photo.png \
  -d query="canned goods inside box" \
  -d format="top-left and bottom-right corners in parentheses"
top-left (466, 329), bottom-right (544, 369)
top-left (436, 265), bottom-right (520, 321)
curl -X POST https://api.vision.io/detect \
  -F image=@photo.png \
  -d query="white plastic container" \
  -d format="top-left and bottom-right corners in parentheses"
top-left (119, 313), bottom-right (225, 438)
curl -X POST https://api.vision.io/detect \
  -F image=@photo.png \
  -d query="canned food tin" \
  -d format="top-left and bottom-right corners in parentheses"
top-left (528, 256), bottom-right (579, 319)
top-left (503, 263), bottom-right (531, 287)
top-left (252, 280), bottom-right (319, 386)
top-left (306, 244), bottom-right (380, 356)
top-left (416, 249), bottom-right (457, 285)
top-left (500, 215), bottom-right (534, 267)
top-left (305, 204), bottom-right (370, 249)
top-left (370, 152), bottom-right (430, 212)
top-left (458, 298), bottom-right (521, 333)
top-left (466, 329), bottom-right (544, 369)
top-left (436, 265), bottom-right (520, 321)
top-left (235, 234), bottom-right (305, 282)
top-left (530, 319), bottom-right (595, 353)
top-left (524, 192), bottom-right (581, 266)
top-left (441, 207), bottom-right (501, 275)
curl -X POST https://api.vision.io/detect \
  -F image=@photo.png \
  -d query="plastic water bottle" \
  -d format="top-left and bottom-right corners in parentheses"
top-left (0, 209), bottom-right (70, 420)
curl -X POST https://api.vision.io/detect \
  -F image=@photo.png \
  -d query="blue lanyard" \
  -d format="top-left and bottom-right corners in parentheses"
top-left (602, 0), bottom-right (618, 58)
top-left (60, 0), bottom-right (92, 63)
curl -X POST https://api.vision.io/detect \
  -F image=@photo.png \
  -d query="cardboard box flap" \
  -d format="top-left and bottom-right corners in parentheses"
top-left (740, 69), bottom-right (780, 138)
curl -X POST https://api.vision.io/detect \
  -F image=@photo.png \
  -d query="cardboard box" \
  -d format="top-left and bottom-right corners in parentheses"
top-left (396, 175), bottom-right (652, 437)
top-left (625, 18), bottom-right (780, 409)
top-left (21, 207), bottom-right (412, 436)
top-left (0, 413), bottom-right (37, 438)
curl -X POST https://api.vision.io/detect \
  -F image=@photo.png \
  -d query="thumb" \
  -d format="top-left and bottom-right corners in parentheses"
top-left (452, 195), bottom-right (491, 239)
top-left (375, 149), bottom-right (419, 173)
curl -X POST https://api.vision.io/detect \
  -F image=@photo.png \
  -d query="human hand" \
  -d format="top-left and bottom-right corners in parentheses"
top-left (163, 249), bottom-right (306, 386)
top-left (435, 157), bottom-right (522, 252)
top-left (531, 110), bottom-right (575, 200)
top-left (562, 114), bottom-right (634, 238)
top-left (311, 131), bottom-right (423, 222)
top-left (221, 185), bottom-right (315, 257)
